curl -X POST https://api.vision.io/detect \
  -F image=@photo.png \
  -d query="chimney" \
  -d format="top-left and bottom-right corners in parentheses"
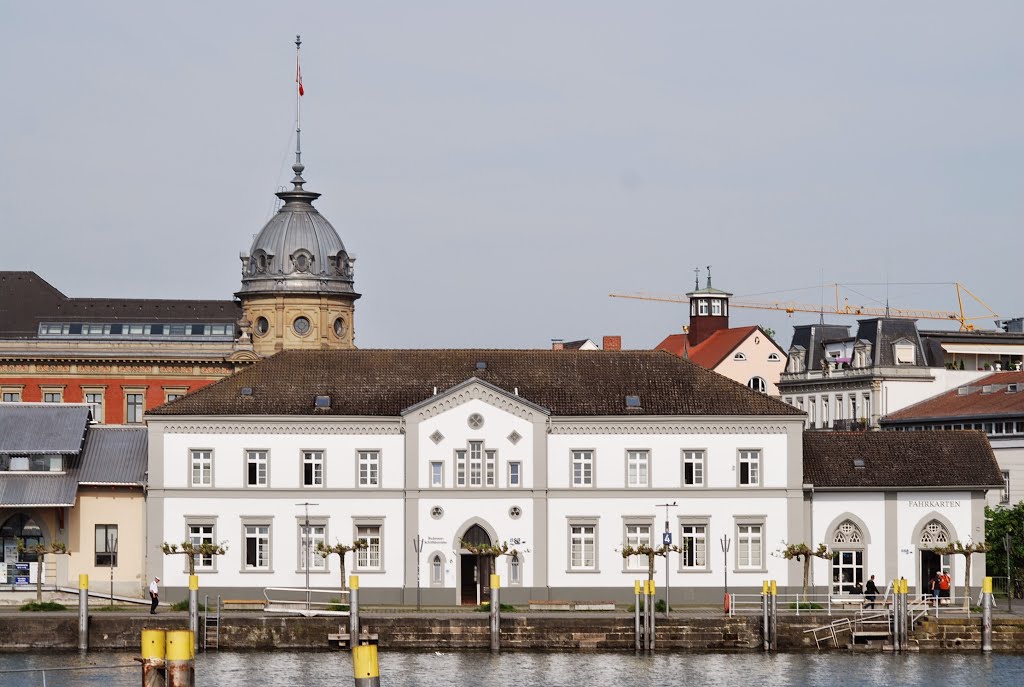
top-left (603, 335), bottom-right (622, 351)
top-left (551, 339), bottom-right (564, 351)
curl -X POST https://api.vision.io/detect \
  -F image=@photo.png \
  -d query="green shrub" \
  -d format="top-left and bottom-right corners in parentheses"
top-left (628, 599), bottom-right (666, 613)
top-left (789, 601), bottom-right (823, 610)
top-left (327, 597), bottom-right (350, 612)
top-left (170, 600), bottom-right (206, 612)
top-left (20, 601), bottom-right (67, 612)
top-left (476, 602), bottom-right (516, 612)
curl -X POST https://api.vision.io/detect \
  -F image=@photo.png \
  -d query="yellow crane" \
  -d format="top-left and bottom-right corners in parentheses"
top-left (609, 282), bottom-right (998, 331)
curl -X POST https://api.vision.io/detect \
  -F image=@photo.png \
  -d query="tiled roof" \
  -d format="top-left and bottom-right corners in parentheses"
top-left (803, 430), bottom-right (1003, 489)
top-left (77, 427), bottom-right (147, 485)
top-left (656, 326), bottom-right (783, 369)
top-left (150, 349), bottom-right (803, 418)
top-left (0, 271), bottom-right (239, 338)
top-left (882, 371), bottom-right (1024, 422)
top-left (0, 404), bottom-right (90, 454)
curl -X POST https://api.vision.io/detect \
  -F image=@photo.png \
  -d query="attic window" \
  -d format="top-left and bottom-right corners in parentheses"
top-left (853, 458), bottom-right (866, 470)
top-left (625, 395), bottom-right (642, 409)
top-left (733, 352), bottom-right (747, 361)
top-left (894, 344), bottom-right (915, 365)
top-left (957, 387), bottom-right (972, 396)
top-left (1008, 384), bottom-right (1020, 393)
top-left (475, 361), bottom-right (487, 370)
top-left (240, 387), bottom-right (253, 396)
top-left (314, 395), bottom-right (331, 408)
top-left (982, 385), bottom-right (1000, 394)
top-left (767, 353), bottom-right (780, 362)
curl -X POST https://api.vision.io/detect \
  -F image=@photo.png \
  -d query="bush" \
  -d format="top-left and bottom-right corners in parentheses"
top-left (628, 599), bottom-right (667, 613)
top-left (476, 602), bottom-right (516, 612)
top-left (327, 597), bottom-right (350, 612)
top-left (789, 601), bottom-right (823, 610)
top-left (170, 600), bottom-right (206, 612)
top-left (21, 601), bottom-right (67, 612)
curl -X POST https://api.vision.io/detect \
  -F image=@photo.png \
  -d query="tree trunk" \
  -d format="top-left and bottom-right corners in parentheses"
top-left (340, 555), bottom-right (347, 593)
top-left (36, 552), bottom-right (44, 602)
top-left (962, 554), bottom-right (971, 612)
top-left (803, 556), bottom-right (811, 601)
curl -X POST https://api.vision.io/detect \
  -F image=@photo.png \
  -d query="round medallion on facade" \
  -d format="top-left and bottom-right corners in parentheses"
top-left (430, 506), bottom-right (444, 520)
top-left (293, 316), bottom-right (311, 336)
top-left (467, 413), bottom-right (484, 430)
top-left (254, 317), bottom-right (269, 336)
top-left (509, 506), bottom-right (522, 519)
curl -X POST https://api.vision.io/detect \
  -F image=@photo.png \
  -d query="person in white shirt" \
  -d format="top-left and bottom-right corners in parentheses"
top-left (149, 577), bottom-right (160, 614)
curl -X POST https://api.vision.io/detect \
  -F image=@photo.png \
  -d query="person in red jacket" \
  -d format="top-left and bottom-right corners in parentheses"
top-left (939, 569), bottom-right (951, 603)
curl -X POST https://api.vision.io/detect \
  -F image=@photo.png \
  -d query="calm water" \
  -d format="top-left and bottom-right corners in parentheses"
top-left (1, 651), bottom-right (1024, 687)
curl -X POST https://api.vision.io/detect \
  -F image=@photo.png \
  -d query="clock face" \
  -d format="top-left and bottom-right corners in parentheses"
top-left (333, 317), bottom-right (347, 338)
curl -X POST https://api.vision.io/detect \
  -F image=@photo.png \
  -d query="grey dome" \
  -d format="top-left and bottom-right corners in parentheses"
top-left (237, 163), bottom-right (358, 297)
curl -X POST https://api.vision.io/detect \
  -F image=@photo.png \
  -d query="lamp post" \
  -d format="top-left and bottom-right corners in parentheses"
top-left (413, 535), bottom-right (425, 610)
top-left (656, 502), bottom-right (677, 613)
top-left (721, 534), bottom-right (732, 609)
top-left (1006, 533), bottom-right (1013, 613)
top-left (296, 502), bottom-right (318, 611)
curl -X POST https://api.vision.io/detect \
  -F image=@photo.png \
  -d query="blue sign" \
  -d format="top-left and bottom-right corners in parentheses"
top-left (15, 563), bottom-right (29, 570)
top-left (14, 576), bottom-right (30, 585)
top-left (662, 532), bottom-right (672, 545)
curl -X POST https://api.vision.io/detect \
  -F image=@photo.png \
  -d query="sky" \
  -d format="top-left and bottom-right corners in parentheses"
top-left (1, 2), bottom-right (1022, 349)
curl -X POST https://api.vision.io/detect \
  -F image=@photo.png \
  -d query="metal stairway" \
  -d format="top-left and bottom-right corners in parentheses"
top-left (203, 595), bottom-right (222, 651)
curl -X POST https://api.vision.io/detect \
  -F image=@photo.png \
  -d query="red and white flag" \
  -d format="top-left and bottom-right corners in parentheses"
top-left (296, 59), bottom-right (304, 96)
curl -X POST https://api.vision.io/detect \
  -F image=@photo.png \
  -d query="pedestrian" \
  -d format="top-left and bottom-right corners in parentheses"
top-left (865, 575), bottom-right (879, 609)
top-left (930, 571), bottom-right (941, 606)
top-left (149, 577), bottom-right (160, 614)
top-left (939, 569), bottom-right (951, 604)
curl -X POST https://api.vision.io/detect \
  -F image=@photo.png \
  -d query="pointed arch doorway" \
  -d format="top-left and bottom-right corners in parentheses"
top-left (459, 524), bottom-right (493, 606)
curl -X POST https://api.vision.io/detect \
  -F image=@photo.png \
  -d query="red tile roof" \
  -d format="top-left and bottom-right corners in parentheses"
top-left (656, 326), bottom-right (763, 369)
top-left (883, 371), bottom-right (1024, 422)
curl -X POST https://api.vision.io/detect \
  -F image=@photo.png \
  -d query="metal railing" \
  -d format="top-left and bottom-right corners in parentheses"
top-left (729, 591), bottom-right (886, 617)
top-left (263, 587), bottom-right (351, 617)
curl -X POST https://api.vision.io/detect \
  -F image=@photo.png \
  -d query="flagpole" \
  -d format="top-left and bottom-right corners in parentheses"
top-left (295, 34), bottom-right (302, 168)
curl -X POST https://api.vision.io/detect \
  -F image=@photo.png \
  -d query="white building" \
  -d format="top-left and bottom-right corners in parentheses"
top-left (145, 349), bottom-right (1001, 605)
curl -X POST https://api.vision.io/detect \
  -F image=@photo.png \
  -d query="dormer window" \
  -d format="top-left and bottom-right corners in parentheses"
top-left (733, 352), bottom-right (747, 362)
top-left (767, 353), bottom-right (780, 362)
top-left (290, 249), bottom-right (314, 274)
top-left (787, 352), bottom-right (805, 374)
top-left (894, 343), bottom-right (915, 365)
top-left (853, 347), bottom-right (871, 368)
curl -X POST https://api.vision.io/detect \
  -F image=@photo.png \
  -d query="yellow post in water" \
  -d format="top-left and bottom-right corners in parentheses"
top-left (352, 643), bottom-right (381, 687)
top-left (141, 629), bottom-right (166, 687)
top-left (166, 630), bottom-right (195, 687)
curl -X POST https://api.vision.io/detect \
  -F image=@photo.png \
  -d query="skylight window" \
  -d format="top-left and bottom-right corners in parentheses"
top-left (853, 458), bottom-right (866, 470)
top-left (240, 387), bottom-right (253, 396)
top-left (314, 395), bottom-right (331, 408)
top-left (625, 395), bottom-right (642, 408)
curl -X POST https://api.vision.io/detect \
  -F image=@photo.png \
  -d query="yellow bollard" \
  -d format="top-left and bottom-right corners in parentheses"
top-left (982, 577), bottom-right (993, 594)
top-left (769, 580), bottom-right (777, 596)
top-left (141, 629), bottom-right (166, 687)
top-left (78, 574), bottom-right (89, 652)
top-left (165, 630), bottom-right (195, 687)
top-left (900, 578), bottom-right (908, 594)
top-left (762, 580), bottom-right (769, 594)
top-left (352, 643), bottom-right (381, 687)
top-left (350, 575), bottom-right (360, 590)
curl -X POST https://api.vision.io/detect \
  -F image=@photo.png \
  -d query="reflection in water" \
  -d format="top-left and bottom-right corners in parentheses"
top-left (0, 651), bottom-right (1023, 687)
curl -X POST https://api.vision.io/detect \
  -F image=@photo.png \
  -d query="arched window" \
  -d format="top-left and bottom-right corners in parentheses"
top-left (509, 554), bottom-right (522, 586)
top-left (831, 519), bottom-right (865, 594)
top-left (767, 353), bottom-right (780, 362)
top-left (431, 554), bottom-right (443, 585)
top-left (734, 352), bottom-right (747, 362)
top-left (920, 520), bottom-right (950, 547)
top-left (461, 524), bottom-right (491, 548)
top-left (747, 377), bottom-right (767, 393)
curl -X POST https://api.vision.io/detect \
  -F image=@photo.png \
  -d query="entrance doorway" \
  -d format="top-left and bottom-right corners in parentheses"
top-left (920, 550), bottom-right (952, 601)
top-left (0, 513), bottom-right (43, 564)
top-left (459, 524), bottom-right (493, 605)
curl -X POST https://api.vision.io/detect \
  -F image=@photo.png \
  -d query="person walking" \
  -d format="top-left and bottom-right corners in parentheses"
top-left (939, 569), bottom-right (951, 604)
top-left (930, 571), bottom-right (941, 606)
top-left (149, 577), bottom-right (160, 614)
top-left (865, 575), bottom-right (879, 609)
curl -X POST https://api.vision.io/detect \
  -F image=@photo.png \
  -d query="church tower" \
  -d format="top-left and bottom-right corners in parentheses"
top-left (686, 267), bottom-right (732, 347)
top-left (235, 36), bottom-right (359, 355)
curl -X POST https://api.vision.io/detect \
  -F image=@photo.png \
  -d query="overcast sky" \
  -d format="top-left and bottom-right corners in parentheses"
top-left (2, 3), bottom-right (1021, 349)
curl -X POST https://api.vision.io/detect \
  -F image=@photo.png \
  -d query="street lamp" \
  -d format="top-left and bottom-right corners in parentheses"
top-left (413, 535), bottom-right (425, 610)
top-left (721, 534), bottom-right (732, 611)
top-left (656, 502), bottom-right (677, 613)
top-left (296, 502), bottom-right (318, 611)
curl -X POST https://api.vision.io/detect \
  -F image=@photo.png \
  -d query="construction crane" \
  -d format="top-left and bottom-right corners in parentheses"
top-left (609, 282), bottom-right (998, 331)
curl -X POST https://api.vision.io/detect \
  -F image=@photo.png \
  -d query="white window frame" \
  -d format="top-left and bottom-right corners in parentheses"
top-left (679, 519), bottom-right (709, 571)
top-left (508, 461), bottom-right (522, 488)
top-left (1002, 471), bottom-right (1011, 505)
top-left (430, 461), bottom-right (444, 488)
top-left (623, 519), bottom-right (653, 572)
top-left (455, 449), bottom-right (467, 487)
top-left (682, 450), bottom-right (705, 487)
top-left (297, 519), bottom-right (328, 572)
top-left (747, 377), bottom-right (767, 393)
top-left (711, 299), bottom-right (723, 316)
top-left (733, 351), bottom-right (747, 361)
top-left (190, 450), bottom-right (213, 487)
top-left (302, 450), bottom-right (324, 487)
top-left (568, 518), bottom-right (599, 572)
top-left (187, 520), bottom-right (216, 572)
top-left (698, 299), bottom-right (709, 316)
top-left (735, 519), bottom-right (765, 571)
top-left (242, 521), bottom-right (272, 571)
top-left (83, 388), bottom-right (105, 423)
top-left (125, 391), bottom-right (145, 424)
top-left (738, 449), bottom-right (761, 487)
top-left (355, 521), bottom-right (384, 572)
top-left (358, 450), bottom-right (380, 487)
top-left (42, 389), bottom-right (63, 403)
top-left (246, 450), bottom-right (268, 488)
top-left (485, 449), bottom-right (497, 487)
top-left (626, 450), bottom-right (650, 488)
top-left (571, 450), bottom-right (594, 488)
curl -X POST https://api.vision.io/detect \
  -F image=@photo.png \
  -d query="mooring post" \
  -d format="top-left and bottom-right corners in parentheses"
top-left (490, 573), bottom-right (501, 653)
top-left (78, 574), bottom-right (89, 652)
top-left (188, 575), bottom-right (199, 653)
top-left (891, 580), bottom-right (900, 652)
top-left (141, 628), bottom-right (167, 687)
top-left (647, 581), bottom-right (655, 651)
top-left (982, 576), bottom-right (993, 652)
top-left (761, 580), bottom-right (769, 652)
top-left (165, 629), bottom-right (195, 687)
top-left (634, 580), bottom-right (642, 652)
top-left (769, 579), bottom-right (778, 652)
top-left (899, 577), bottom-right (909, 649)
top-left (352, 643), bottom-right (381, 687)
top-left (350, 575), bottom-right (360, 646)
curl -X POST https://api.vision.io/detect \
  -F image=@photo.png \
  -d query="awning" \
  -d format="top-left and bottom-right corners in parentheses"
top-left (940, 343), bottom-right (1024, 355)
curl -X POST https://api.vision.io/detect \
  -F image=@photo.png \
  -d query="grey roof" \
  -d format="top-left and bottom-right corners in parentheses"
top-left (237, 164), bottom-right (359, 299)
top-left (0, 404), bottom-right (90, 454)
top-left (853, 318), bottom-right (929, 367)
top-left (77, 427), bottom-right (147, 485)
top-left (0, 473), bottom-right (78, 506)
top-left (788, 323), bottom-right (851, 371)
top-left (149, 348), bottom-right (804, 418)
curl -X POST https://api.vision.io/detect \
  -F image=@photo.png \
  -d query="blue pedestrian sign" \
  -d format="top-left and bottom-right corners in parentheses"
top-left (662, 532), bottom-right (672, 545)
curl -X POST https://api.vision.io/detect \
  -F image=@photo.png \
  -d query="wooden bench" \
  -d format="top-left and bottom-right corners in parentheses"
top-left (221, 599), bottom-right (265, 611)
top-left (529, 600), bottom-right (572, 611)
top-left (528, 600), bottom-right (615, 611)
top-left (830, 596), bottom-right (865, 609)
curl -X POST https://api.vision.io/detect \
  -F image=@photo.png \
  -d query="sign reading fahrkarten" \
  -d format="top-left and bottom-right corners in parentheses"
top-left (908, 499), bottom-right (961, 508)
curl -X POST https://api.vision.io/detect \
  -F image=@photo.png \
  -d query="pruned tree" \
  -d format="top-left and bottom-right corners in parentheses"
top-left (316, 540), bottom-right (368, 595)
top-left (161, 540), bottom-right (228, 576)
top-left (460, 539), bottom-right (520, 604)
top-left (935, 540), bottom-right (990, 610)
top-left (621, 543), bottom-right (671, 584)
top-left (17, 539), bottom-right (69, 602)
top-left (781, 542), bottom-right (832, 600)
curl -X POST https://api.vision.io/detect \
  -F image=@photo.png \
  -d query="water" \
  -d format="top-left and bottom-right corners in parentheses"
top-left (2, 651), bottom-right (1024, 687)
